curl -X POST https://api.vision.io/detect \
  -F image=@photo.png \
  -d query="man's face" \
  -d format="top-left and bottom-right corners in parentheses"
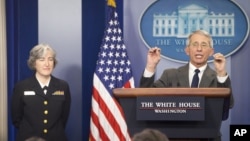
top-left (185, 33), bottom-right (214, 68)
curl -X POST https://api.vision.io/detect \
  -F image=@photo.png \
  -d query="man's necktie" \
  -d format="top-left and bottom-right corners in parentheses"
top-left (191, 69), bottom-right (200, 88)
top-left (43, 86), bottom-right (48, 94)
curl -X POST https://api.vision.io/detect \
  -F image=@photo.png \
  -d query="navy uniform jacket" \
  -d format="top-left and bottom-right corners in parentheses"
top-left (11, 75), bottom-right (71, 141)
top-left (140, 64), bottom-right (234, 120)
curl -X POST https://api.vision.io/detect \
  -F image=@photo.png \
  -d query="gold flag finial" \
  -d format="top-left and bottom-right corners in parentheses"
top-left (107, 0), bottom-right (116, 8)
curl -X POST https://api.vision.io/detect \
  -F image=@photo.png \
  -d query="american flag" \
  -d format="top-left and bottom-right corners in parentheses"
top-left (89, 0), bottom-right (135, 141)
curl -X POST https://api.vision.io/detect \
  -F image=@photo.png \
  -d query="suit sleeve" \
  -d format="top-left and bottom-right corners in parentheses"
top-left (217, 77), bottom-right (234, 120)
top-left (139, 73), bottom-right (156, 88)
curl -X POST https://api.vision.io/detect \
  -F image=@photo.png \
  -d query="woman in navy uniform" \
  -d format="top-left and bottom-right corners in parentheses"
top-left (11, 44), bottom-right (71, 141)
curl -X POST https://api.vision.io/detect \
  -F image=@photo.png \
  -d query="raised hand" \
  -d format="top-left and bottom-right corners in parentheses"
top-left (213, 53), bottom-right (227, 76)
top-left (146, 47), bottom-right (161, 73)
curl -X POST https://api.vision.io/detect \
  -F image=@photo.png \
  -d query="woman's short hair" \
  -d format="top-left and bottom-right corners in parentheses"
top-left (27, 44), bottom-right (58, 70)
top-left (186, 29), bottom-right (213, 48)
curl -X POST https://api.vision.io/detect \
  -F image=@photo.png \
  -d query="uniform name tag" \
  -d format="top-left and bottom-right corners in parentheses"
top-left (24, 91), bottom-right (35, 95)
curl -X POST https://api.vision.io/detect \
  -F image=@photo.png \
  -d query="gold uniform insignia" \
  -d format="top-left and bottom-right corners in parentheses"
top-left (52, 91), bottom-right (64, 95)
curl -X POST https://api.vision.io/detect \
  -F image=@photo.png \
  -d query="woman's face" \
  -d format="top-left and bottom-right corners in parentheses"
top-left (34, 50), bottom-right (54, 78)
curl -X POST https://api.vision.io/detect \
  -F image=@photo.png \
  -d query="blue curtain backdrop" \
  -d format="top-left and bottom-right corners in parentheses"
top-left (6, 0), bottom-right (38, 141)
top-left (81, 0), bottom-right (105, 140)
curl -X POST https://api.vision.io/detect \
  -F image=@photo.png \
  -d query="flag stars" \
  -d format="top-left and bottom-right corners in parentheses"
top-left (103, 75), bottom-right (109, 81)
top-left (116, 44), bottom-right (121, 50)
top-left (106, 60), bottom-right (112, 65)
top-left (117, 36), bottom-right (122, 42)
top-left (110, 75), bottom-right (116, 81)
top-left (118, 28), bottom-right (122, 34)
top-left (111, 36), bottom-right (116, 42)
top-left (113, 60), bottom-right (118, 65)
top-left (122, 44), bottom-right (126, 50)
top-left (112, 67), bottom-right (117, 73)
top-left (109, 83), bottom-right (115, 89)
top-left (113, 28), bottom-right (117, 34)
top-left (121, 52), bottom-right (126, 58)
top-left (125, 68), bottom-right (131, 73)
top-left (109, 20), bottom-right (114, 26)
top-left (97, 67), bottom-right (103, 73)
top-left (107, 28), bottom-right (112, 34)
top-left (114, 12), bottom-right (118, 18)
top-left (95, 9), bottom-right (134, 92)
top-left (108, 52), bottom-right (114, 58)
top-left (126, 60), bottom-right (131, 66)
top-left (119, 68), bottom-right (124, 73)
top-left (105, 36), bottom-right (110, 42)
top-left (117, 75), bottom-right (122, 81)
top-left (103, 44), bottom-right (108, 50)
top-left (114, 20), bottom-right (118, 25)
top-left (110, 44), bottom-right (115, 50)
top-left (101, 52), bottom-right (107, 58)
top-left (105, 67), bottom-right (111, 73)
top-left (115, 52), bottom-right (120, 58)
top-left (99, 60), bottom-right (105, 65)
top-left (120, 60), bottom-right (125, 65)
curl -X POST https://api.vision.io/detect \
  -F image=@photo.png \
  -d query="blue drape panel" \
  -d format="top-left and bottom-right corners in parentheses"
top-left (6, 0), bottom-right (38, 140)
top-left (81, 0), bottom-right (105, 140)
top-left (6, 0), bottom-right (17, 141)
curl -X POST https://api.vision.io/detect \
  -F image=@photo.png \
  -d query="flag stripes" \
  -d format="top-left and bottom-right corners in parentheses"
top-left (90, 74), bottom-right (131, 141)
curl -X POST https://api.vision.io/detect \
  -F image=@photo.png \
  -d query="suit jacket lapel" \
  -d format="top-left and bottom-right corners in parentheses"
top-left (177, 64), bottom-right (190, 87)
top-left (199, 66), bottom-right (216, 87)
top-left (29, 75), bottom-right (47, 97)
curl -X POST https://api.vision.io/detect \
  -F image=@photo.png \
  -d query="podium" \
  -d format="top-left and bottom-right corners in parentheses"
top-left (113, 88), bottom-right (230, 141)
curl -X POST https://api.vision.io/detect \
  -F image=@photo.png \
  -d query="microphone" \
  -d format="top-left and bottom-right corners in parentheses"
top-left (168, 82), bottom-right (172, 87)
top-left (177, 82), bottom-right (180, 87)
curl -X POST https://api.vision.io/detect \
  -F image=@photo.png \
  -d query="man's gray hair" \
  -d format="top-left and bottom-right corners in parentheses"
top-left (186, 30), bottom-right (213, 48)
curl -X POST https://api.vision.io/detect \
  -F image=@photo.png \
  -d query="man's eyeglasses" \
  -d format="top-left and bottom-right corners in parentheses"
top-left (190, 42), bottom-right (210, 49)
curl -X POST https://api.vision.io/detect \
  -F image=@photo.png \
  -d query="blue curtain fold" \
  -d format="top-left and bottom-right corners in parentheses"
top-left (6, 0), bottom-right (38, 140)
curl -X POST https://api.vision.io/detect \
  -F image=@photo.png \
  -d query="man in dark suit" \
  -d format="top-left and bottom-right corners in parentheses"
top-left (140, 30), bottom-right (234, 141)
top-left (11, 44), bottom-right (71, 141)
